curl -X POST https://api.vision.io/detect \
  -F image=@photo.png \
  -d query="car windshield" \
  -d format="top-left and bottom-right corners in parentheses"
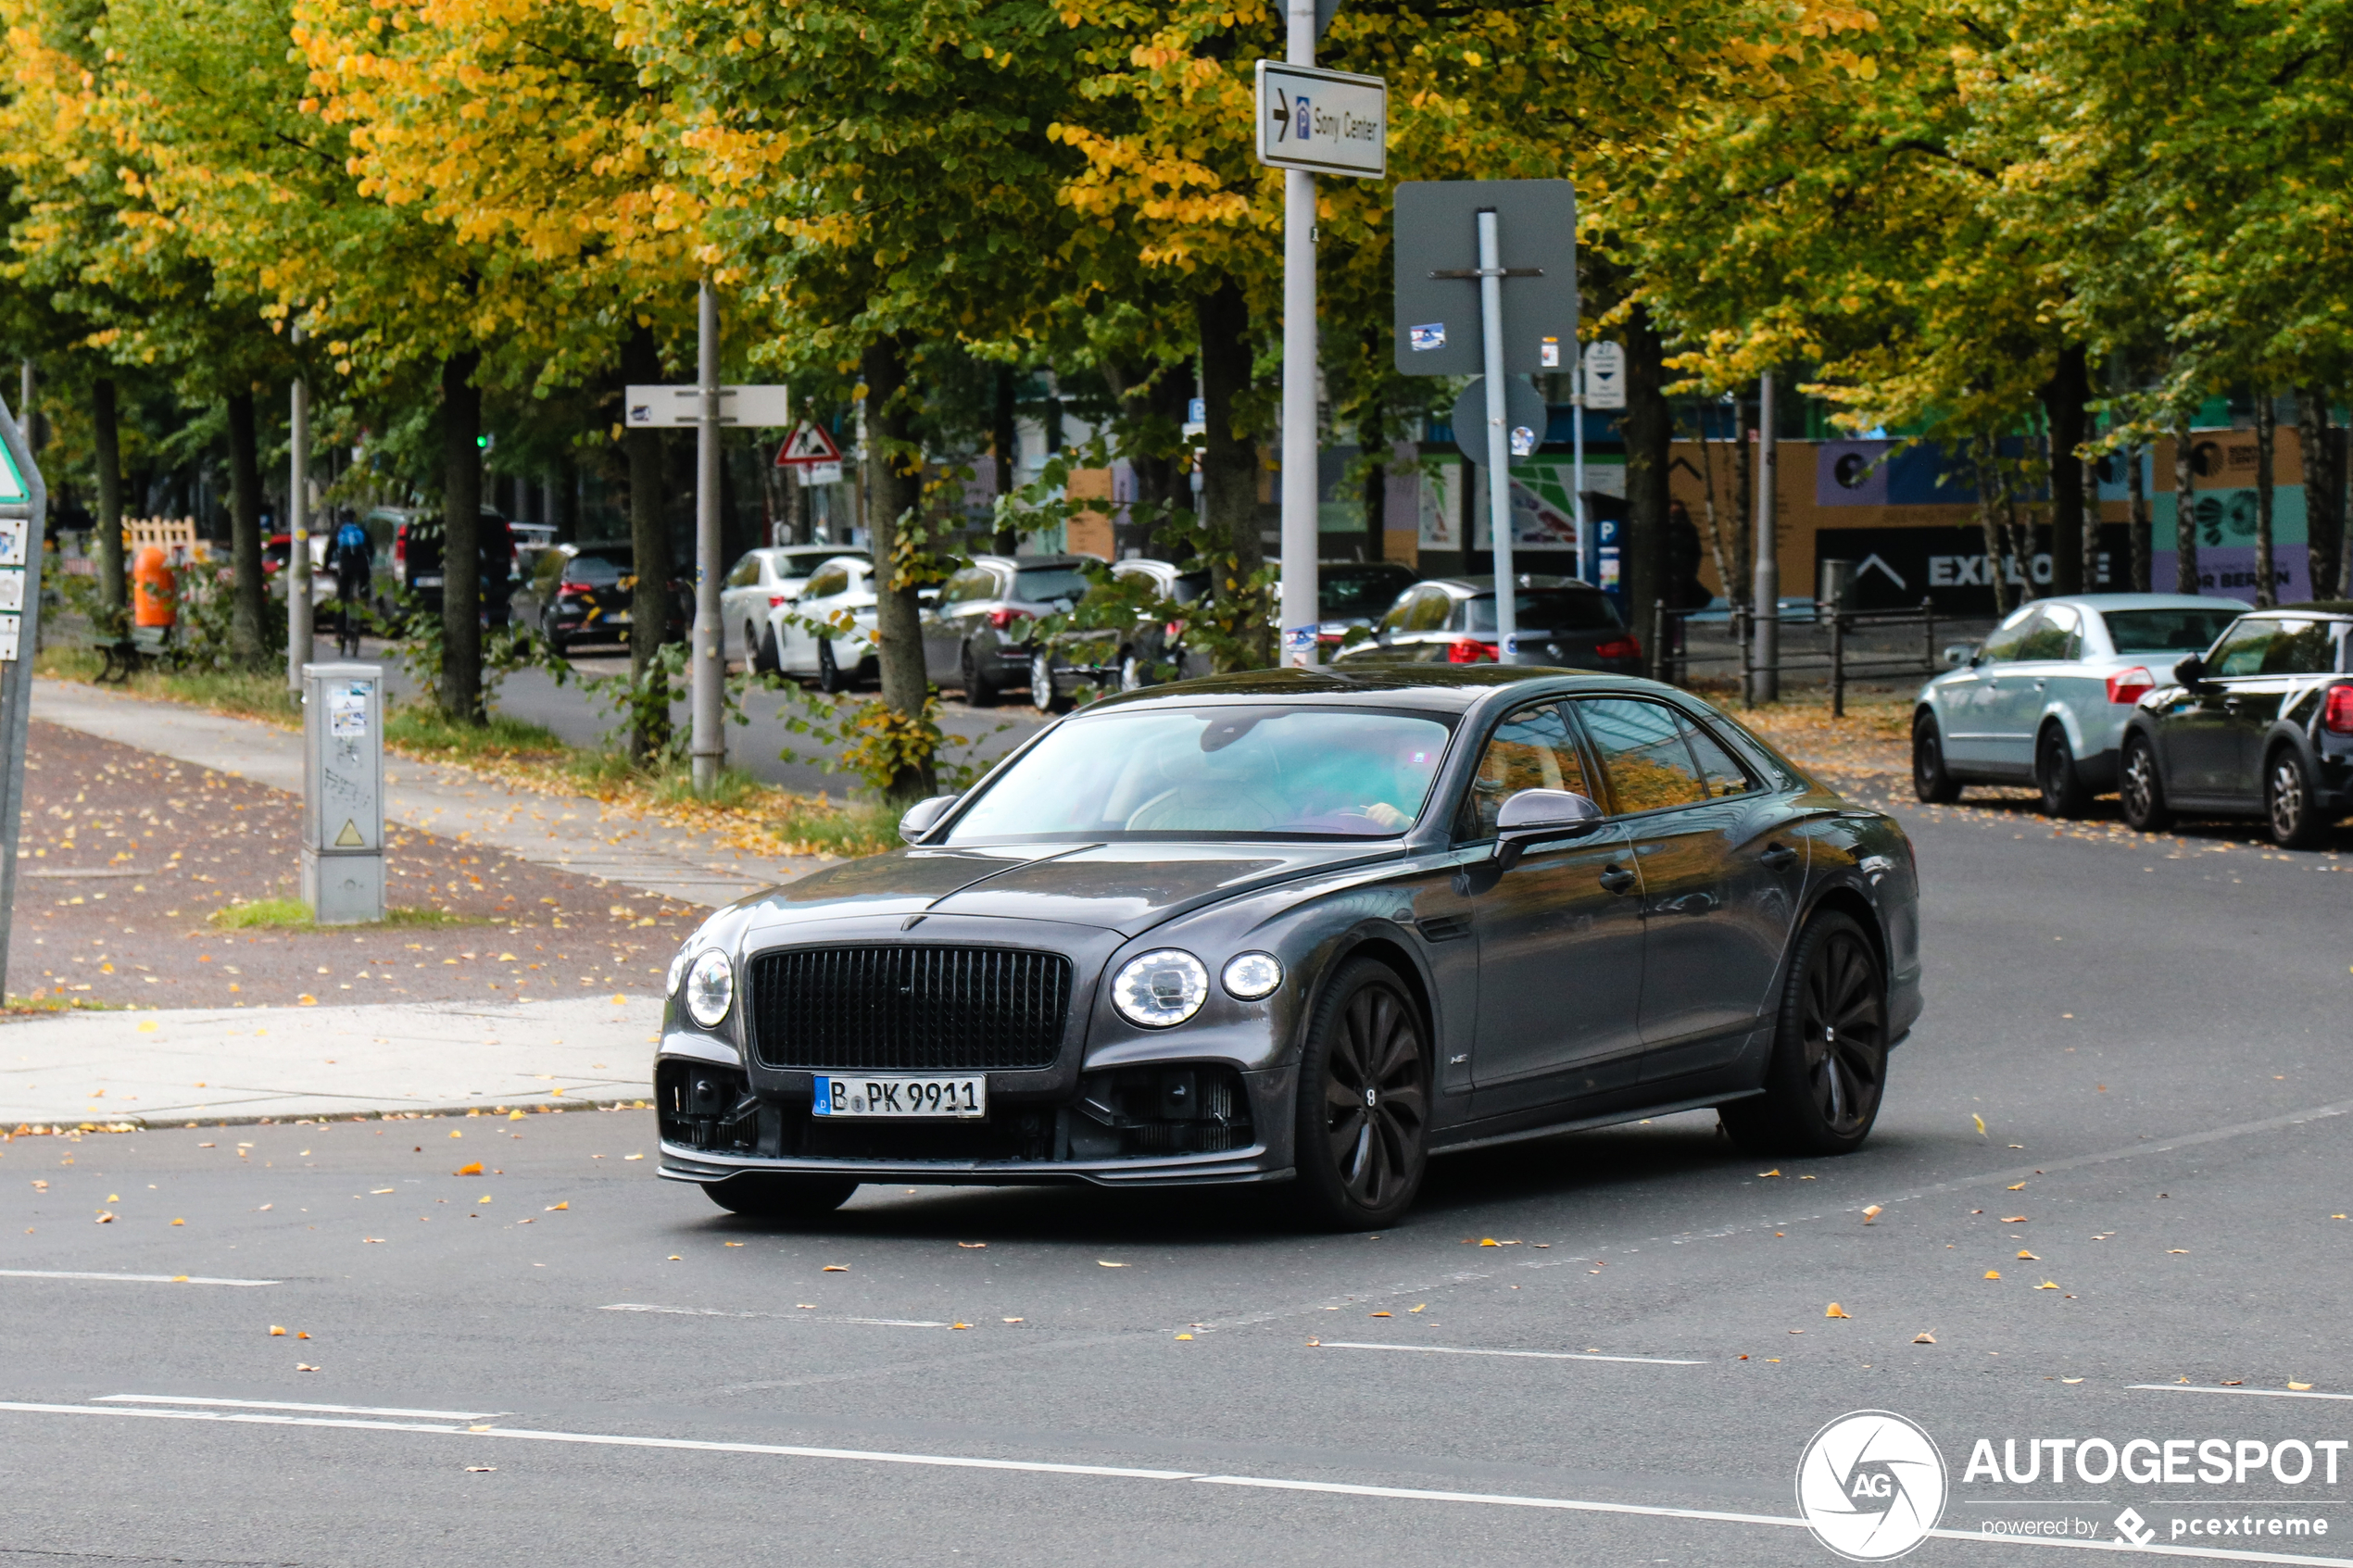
top-left (1319, 566), bottom-right (1415, 621)
top-left (947, 706), bottom-right (1453, 841)
top-left (1464, 590), bottom-right (1621, 633)
top-left (2102, 606), bottom-right (2245, 654)
top-left (563, 550), bottom-right (628, 587)
top-left (1013, 566), bottom-right (1091, 605)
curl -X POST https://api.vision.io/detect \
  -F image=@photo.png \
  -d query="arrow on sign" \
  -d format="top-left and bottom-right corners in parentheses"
top-left (774, 420), bottom-right (843, 468)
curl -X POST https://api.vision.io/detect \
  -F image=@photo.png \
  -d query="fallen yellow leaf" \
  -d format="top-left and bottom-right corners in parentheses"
top-left (2017, 1250), bottom-right (2039, 1261)
top-left (2062, 1377), bottom-right (2083, 1385)
top-left (2002, 1215), bottom-right (2029, 1223)
top-left (546, 1202), bottom-right (568, 1211)
top-left (94, 1211), bottom-right (114, 1224)
top-left (1862, 1205), bottom-right (1883, 1223)
top-left (2007, 1183), bottom-right (2027, 1191)
top-left (453, 1162), bottom-right (484, 1176)
top-left (1478, 1237), bottom-right (1501, 1246)
top-left (1758, 1169), bottom-right (1782, 1178)
top-left (2291, 1382), bottom-right (2314, 1391)
top-left (951, 1323), bottom-right (971, 1331)
top-left (724, 1241), bottom-right (743, 1248)
top-left (270, 1326), bottom-right (286, 1336)
top-left (508, 1110), bottom-right (524, 1121)
top-left (1098, 1261), bottom-right (1128, 1267)
top-left (1984, 1270), bottom-right (2002, 1280)
top-left (1912, 1331), bottom-right (1936, 1344)
top-left (2035, 1281), bottom-right (2059, 1290)
top-left (170, 1218), bottom-right (184, 1226)
top-left (1409, 1304), bottom-right (1427, 1313)
top-left (957, 1241), bottom-right (986, 1248)
top-left (823, 1263), bottom-right (849, 1272)
top-left (1826, 1302), bottom-right (1852, 1318)
top-left (1175, 1333), bottom-right (1193, 1341)
top-left (295, 1362), bottom-right (319, 1373)
top-left (1972, 1114), bottom-right (1986, 1136)
top-left (1369, 1311), bottom-right (1391, 1318)
top-left (2169, 1248), bottom-right (2189, 1255)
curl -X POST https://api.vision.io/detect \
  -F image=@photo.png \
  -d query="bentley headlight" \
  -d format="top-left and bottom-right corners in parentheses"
top-left (684, 948), bottom-right (735, 1028)
top-left (1221, 952), bottom-right (1283, 1000)
top-left (1112, 949), bottom-right (1209, 1028)
top-left (665, 945), bottom-right (693, 998)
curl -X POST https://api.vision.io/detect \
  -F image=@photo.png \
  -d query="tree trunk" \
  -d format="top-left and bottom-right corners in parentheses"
top-left (1359, 408), bottom-right (1385, 564)
top-left (225, 388), bottom-right (268, 665)
top-left (1975, 436), bottom-right (2012, 619)
top-left (622, 324), bottom-right (671, 762)
top-left (1197, 278), bottom-right (1262, 581)
top-left (440, 350), bottom-right (484, 721)
top-left (862, 334), bottom-right (938, 805)
top-left (2039, 344), bottom-right (2090, 596)
top-left (2172, 413), bottom-right (2199, 594)
top-left (2254, 392), bottom-right (2276, 607)
top-left (1731, 388), bottom-right (1753, 609)
top-left (2126, 441), bottom-right (2150, 592)
top-left (1621, 304), bottom-right (1672, 648)
top-left (2341, 420), bottom-right (2353, 597)
top-left (2295, 388), bottom-right (2335, 599)
top-left (991, 364), bottom-right (1018, 555)
top-left (91, 377), bottom-right (128, 621)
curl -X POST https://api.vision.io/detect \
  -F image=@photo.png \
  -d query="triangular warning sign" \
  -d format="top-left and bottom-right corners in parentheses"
top-left (774, 420), bottom-right (842, 467)
top-left (333, 819), bottom-right (366, 847)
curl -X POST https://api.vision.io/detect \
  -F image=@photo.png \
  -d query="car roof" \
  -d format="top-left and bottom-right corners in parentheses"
top-left (2271, 600), bottom-right (2353, 619)
top-left (1076, 664), bottom-right (1684, 717)
top-left (969, 554), bottom-right (1093, 571)
top-left (2034, 594), bottom-right (2235, 613)
top-left (1417, 574), bottom-right (1600, 596)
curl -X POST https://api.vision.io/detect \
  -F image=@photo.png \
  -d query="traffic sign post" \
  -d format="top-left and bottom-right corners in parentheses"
top-left (1573, 340), bottom-right (1625, 585)
top-left (0, 394), bottom-right (46, 992)
top-left (1257, 18), bottom-right (1387, 667)
top-left (1394, 179), bottom-right (1578, 644)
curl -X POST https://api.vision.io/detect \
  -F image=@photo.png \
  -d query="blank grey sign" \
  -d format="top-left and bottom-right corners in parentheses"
top-left (1392, 181), bottom-right (1579, 377)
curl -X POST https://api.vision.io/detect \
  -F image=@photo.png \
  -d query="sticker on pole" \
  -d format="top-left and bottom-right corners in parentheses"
top-left (775, 421), bottom-right (843, 468)
top-left (0, 612), bottom-right (18, 662)
top-left (1254, 61), bottom-right (1386, 178)
top-left (329, 684), bottom-right (370, 739)
top-left (0, 516), bottom-right (24, 567)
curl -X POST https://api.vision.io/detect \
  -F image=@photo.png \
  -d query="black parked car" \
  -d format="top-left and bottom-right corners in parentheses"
top-left (2118, 602), bottom-right (2353, 848)
top-left (514, 542), bottom-right (689, 655)
top-left (654, 666), bottom-right (1922, 1229)
top-left (1335, 575), bottom-right (1642, 672)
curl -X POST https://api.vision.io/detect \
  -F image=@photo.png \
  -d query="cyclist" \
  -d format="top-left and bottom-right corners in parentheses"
top-left (330, 513), bottom-right (373, 657)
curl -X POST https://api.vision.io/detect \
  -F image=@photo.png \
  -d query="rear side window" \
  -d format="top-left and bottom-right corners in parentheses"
top-left (1457, 702), bottom-right (1592, 840)
top-left (804, 565), bottom-right (851, 600)
top-left (2014, 603), bottom-right (2081, 660)
top-left (1575, 697), bottom-right (1708, 813)
top-left (2203, 617), bottom-right (2332, 677)
top-left (942, 568), bottom-right (996, 605)
top-left (1680, 717), bottom-right (1755, 798)
top-left (724, 553), bottom-right (763, 588)
top-left (1405, 590), bottom-right (1452, 632)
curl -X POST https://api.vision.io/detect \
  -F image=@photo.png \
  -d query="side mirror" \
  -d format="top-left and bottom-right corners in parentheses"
top-left (1492, 788), bottom-right (1604, 872)
top-left (1941, 643), bottom-right (1976, 670)
top-left (898, 794), bottom-right (959, 844)
top-left (2173, 655), bottom-right (2207, 688)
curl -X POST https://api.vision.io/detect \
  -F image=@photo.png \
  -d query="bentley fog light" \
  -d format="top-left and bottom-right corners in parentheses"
top-left (684, 949), bottom-right (736, 1028)
top-left (1221, 952), bottom-right (1283, 1000)
top-left (1112, 949), bottom-right (1209, 1028)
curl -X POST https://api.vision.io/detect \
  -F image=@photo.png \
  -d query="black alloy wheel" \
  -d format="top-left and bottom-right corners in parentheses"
top-left (2035, 724), bottom-right (2092, 819)
top-left (2119, 733), bottom-right (2172, 832)
top-left (815, 637), bottom-right (849, 695)
top-left (2266, 746), bottom-right (2328, 850)
top-left (1289, 958), bottom-right (1430, 1229)
top-left (961, 644), bottom-right (997, 707)
top-left (703, 1173), bottom-right (860, 1219)
top-left (1912, 714), bottom-right (1960, 804)
top-left (1718, 910), bottom-right (1888, 1158)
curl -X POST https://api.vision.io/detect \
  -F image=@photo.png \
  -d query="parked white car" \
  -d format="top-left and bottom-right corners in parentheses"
top-left (721, 545), bottom-right (870, 671)
top-left (764, 555), bottom-right (879, 693)
top-left (1911, 593), bottom-right (2246, 815)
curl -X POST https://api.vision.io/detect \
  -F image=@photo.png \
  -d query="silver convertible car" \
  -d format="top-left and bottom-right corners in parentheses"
top-left (1911, 594), bottom-right (2245, 815)
top-left (654, 668), bottom-right (1923, 1230)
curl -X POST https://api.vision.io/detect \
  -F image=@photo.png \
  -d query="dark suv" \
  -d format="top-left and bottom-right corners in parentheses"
top-left (1335, 575), bottom-right (1640, 672)
top-left (2118, 602), bottom-right (2353, 847)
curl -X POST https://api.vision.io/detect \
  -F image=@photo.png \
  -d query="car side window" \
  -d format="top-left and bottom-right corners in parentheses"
top-left (942, 568), bottom-right (995, 606)
top-left (2208, 620), bottom-right (2278, 677)
top-left (2015, 603), bottom-right (2081, 660)
top-left (1980, 607), bottom-right (2044, 663)
top-left (723, 553), bottom-right (761, 589)
top-left (2259, 619), bottom-right (2334, 675)
top-left (1455, 702), bottom-right (1592, 841)
top-left (1377, 592), bottom-right (1416, 633)
top-left (1405, 590), bottom-right (1451, 632)
top-left (1679, 716), bottom-right (1755, 798)
top-left (1574, 697), bottom-right (1708, 814)
top-left (804, 565), bottom-right (850, 600)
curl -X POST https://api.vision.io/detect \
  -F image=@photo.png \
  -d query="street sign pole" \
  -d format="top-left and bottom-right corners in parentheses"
top-left (691, 279), bottom-right (724, 793)
top-left (287, 324), bottom-right (312, 688)
top-left (1477, 209), bottom-right (1517, 650)
top-left (0, 393), bottom-right (47, 995)
top-left (1278, 0), bottom-right (1320, 667)
top-left (1751, 370), bottom-right (1780, 706)
top-left (1572, 362), bottom-right (1590, 583)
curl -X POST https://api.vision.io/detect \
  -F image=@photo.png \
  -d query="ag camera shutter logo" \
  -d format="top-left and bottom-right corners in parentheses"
top-left (1796, 1411), bottom-right (1947, 1561)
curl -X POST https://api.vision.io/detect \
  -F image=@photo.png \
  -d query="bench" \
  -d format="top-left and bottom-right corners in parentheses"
top-left (94, 624), bottom-right (171, 684)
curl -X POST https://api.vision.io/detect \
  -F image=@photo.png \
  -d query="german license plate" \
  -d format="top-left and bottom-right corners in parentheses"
top-left (812, 1074), bottom-right (987, 1120)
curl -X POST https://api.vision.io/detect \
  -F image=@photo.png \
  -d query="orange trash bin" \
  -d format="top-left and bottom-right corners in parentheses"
top-left (132, 544), bottom-right (177, 628)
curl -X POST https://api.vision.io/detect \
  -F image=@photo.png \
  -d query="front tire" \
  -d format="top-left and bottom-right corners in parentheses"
top-left (2267, 746), bottom-right (2329, 849)
top-left (1286, 958), bottom-right (1430, 1230)
top-left (2035, 724), bottom-right (2091, 818)
top-left (1912, 714), bottom-right (1961, 804)
top-left (960, 644), bottom-right (997, 707)
top-left (1718, 910), bottom-right (1888, 1158)
top-left (2119, 733), bottom-right (2172, 832)
top-left (704, 1174), bottom-right (860, 1219)
top-left (816, 638), bottom-right (849, 695)
top-left (1030, 649), bottom-right (1068, 714)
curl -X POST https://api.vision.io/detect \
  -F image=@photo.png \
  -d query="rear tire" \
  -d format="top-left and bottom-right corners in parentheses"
top-left (1912, 714), bottom-right (1961, 804)
top-left (703, 1174), bottom-right (860, 1219)
top-left (2267, 746), bottom-right (2329, 850)
top-left (1718, 910), bottom-right (1888, 1159)
top-left (1286, 959), bottom-right (1430, 1231)
top-left (2035, 724), bottom-right (2091, 819)
top-left (2119, 733), bottom-right (2172, 833)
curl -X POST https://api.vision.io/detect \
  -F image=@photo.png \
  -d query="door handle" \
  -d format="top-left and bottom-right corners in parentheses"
top-left (1598, 865), bottom-right (1637, 895)
top-left (1759, 843), bottom-right (1797, 871)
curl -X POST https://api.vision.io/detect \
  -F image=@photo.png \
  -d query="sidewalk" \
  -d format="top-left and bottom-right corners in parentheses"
top-left (31, 679), bottom-right (825, 908)
top-left (2, 993), bottom-right (660, 1128)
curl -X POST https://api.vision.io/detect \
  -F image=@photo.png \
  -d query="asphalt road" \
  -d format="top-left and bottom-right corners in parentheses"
top-left (5, 786), bottom-right (2353, 1567)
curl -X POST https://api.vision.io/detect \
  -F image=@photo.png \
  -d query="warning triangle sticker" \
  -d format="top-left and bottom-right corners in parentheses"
top-left (774, 420), bottom-right (842, 467)
top-left (333, 819), bottom-right (366, 847)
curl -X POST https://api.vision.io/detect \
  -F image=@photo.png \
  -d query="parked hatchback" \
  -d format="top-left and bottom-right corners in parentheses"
top-left (1911, 594), bottom-right (2246, 816)
top-left (1334, 576), bottom-right (1639, 672)
top-left (721, 545), bottom-right (871, 671)
top-left (2115, 603), bottom-right (2353, 847)
top-left (517, 541), bottom-right (687, 655)
top-left (922, 554), bottom-right (1096, 705)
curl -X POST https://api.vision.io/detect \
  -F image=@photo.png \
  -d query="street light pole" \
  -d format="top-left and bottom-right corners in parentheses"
top-left (1749, 370), bottom-right (1779, 706)
top-left (1277, 0), bottom-right (1320, 668)
top-left (1477, 210), bottom-right (1517, 649)
top-left (690, 279), bottom-right (724, 793)
top-left (287, 325), bottom-right (313, 686)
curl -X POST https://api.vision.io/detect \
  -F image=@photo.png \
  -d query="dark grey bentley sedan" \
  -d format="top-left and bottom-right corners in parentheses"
top-left (656, 668), bottom-right (1923, 1229)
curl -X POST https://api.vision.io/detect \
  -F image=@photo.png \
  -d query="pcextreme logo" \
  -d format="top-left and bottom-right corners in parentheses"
top-left (1797, 1411), bottom-right (1950, 1562)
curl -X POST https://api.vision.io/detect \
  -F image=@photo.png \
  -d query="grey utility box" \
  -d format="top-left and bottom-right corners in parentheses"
top-left (300, 661), bottom-right (385, 924)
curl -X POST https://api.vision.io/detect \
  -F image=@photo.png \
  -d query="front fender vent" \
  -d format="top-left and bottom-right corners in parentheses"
top-left (747, 944), bottom-right (1073, 1073)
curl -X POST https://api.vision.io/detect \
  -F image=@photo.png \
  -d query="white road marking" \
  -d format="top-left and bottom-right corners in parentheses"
top-left (6, 1398), bottom-right (2353, 1564)
top-left (2130, 1384), bottom-right (2353, 1403)
top-left (98, 1395), bottom-right (510, 1420)
top-left (0, 1269), bottom-right (277, 1287)
top-left (1313, 1341), bottom-right (1705, 1366)
top-left (601, 1302), bottom-right (952, 1329)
